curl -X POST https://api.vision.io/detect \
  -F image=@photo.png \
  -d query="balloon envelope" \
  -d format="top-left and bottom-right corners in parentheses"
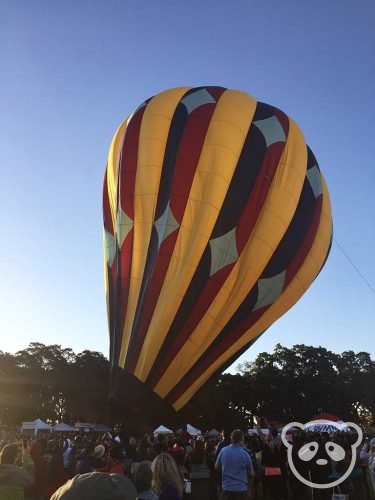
top-left (103, 86), bottom-right (332, 413)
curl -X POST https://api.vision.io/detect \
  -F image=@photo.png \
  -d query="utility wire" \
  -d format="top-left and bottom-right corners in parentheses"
top-left (334, 237), bottom-right (375, 295)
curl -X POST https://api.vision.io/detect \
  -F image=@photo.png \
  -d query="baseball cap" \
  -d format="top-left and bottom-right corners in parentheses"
top-left (50, 472), bottom-right (136, 499)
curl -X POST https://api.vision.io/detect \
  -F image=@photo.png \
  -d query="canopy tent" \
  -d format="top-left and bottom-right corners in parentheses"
top-left (154, 425), bottom-right (173, 435)
top-left (74, 422), bottom-right (94, 432)
top-left (92, 424), bottom-right (112, 433)
top-left (53, 422), bottom-right (76, 432)
top-left (208, 428), bottom-right (220, 436)
top-left (21, 419), bottom-right (52, 436)
top-left (248, 428), bottom-right (270, 435)
top-left (187, 424), bottom-right (201, 436)
top-left (305, 420), bottom-right (349, 433)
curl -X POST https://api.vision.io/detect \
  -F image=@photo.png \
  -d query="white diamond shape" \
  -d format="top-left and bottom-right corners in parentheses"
top-left (253, 271), bottom-right (286, 311)
top-left (154, 202), bottom-right (180, 248)
top-left (307, 165), bottom-right (323, 198)
top-left (209, 227), bottom-right (238, 276)
top-left (104, 229), bottom-right (116, 267)
top-left (181, 88), bottom-right (216, 114)
top-left (253, 115), bottom-right (286, 147)
top-left (116, 208), bottom-right (133, 248)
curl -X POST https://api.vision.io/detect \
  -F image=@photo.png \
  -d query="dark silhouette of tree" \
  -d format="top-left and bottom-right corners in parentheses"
top-left (0, 343), bottom-right (374, 430)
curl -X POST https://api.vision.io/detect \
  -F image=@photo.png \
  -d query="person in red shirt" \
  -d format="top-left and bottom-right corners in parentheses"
top-left (107, 446), bottom-right (125, 475)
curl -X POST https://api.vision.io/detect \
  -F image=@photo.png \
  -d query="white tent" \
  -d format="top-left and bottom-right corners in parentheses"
top-left (305, 420), bottom-right (349, 433)
top-left (187, 424), bottom-right (201, 436)
top-left (53, 422), bottom-right (76, 432)
top-left (208, 428), bottom-right (220, 436)
top-left (248, 428), bottom-right (270, 435)
top-left (21, 419), bottom-right (52, 436)
top-left (154, 425), bottom-right (173, 434)
top-left (92, 424), bottom-right (112, 433)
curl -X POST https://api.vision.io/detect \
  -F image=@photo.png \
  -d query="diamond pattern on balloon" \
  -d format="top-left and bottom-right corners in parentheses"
top-left (209, 227), bottom-right (238, 276)
top-left (253, 115), bottom-right (286, 147)
top-left (181, 88), bottom-right (216, 114)
top-left (307, 165), bottom-right (323, 198)
top-left (154, 202), bottom-right (180, 248)
top-left (116, 208), bottom-right (134, 248)
top-left (253, 270), bottom-right (286, 311)
top-left (104, 229), bottom-right (116, 267)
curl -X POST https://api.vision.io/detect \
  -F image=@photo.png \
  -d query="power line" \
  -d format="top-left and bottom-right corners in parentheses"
top-left (334, 237), bottom-right (375, 295)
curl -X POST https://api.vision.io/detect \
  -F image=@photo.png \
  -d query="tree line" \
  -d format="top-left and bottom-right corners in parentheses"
top-left (0, 342), bottom-right (374, 431)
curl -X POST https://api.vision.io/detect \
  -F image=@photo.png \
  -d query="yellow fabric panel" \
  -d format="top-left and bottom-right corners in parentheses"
top-left (118, 87), bottom-right (191, 367)
top-left (154, 118), bottom-right (307, 398)
top-left (107, 120), bottom-right (127, 229)
top-left (134, 90), bottom-right (258, 381)
top-left (173, 176), bottom-right (332, 410)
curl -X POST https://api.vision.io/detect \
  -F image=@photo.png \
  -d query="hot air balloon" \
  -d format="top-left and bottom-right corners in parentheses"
top-left (103, 86), bottom-right (332, 421)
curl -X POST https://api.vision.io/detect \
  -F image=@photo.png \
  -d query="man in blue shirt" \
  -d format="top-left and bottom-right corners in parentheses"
top-left (215, 429), bottom-right (254, 499)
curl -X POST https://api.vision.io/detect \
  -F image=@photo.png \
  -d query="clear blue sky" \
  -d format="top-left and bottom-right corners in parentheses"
top-left (1, 0), bottom-right (374, 369)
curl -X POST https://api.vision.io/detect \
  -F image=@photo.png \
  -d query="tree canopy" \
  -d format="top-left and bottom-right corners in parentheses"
top-left (0, 343), bottom-right (374, 431)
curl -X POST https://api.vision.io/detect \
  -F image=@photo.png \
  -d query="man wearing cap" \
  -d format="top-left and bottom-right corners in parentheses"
top-left (50, 471), bottom-right (137, 499)
top-left (215, 429), bottom-right (254, 499)
top-left (93, 445), bottom-right (107, 472)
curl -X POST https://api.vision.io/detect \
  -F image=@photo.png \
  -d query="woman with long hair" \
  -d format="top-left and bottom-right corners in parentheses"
top-left (152, 453), bottom-right (183, 500)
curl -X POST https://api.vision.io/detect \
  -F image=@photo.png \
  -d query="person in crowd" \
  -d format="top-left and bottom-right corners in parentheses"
top-left (137, 436), bottom-right (151, 462)
top-left (257, 428), bottom-right (287, 500)
top-left (360, 436), bottom-right (375, 496)
top-left (215, 429), bottom-right (231, 461)
top-left (24, 438), bottom-right (48, 499)
top-left (127, 437), bottom-right (138, 462)
top-left (110, 473), bottom-right (138, 500)
top-left (65, 436), bottom-right (82, 478)
top-left (205, 440), bottom-right (218, 500)
top-left (171, 444), bottom-right (188, 486)
top-left (43, 449), bottom-right (69, 499)
top-left (108, 445), bottom-right (126, 475)
top-left (0, 441), bottom-right (34, 500)
top-left (179, 427), bottom-right (191, 448)
top-left (154, 434), bottom-right (168, 456)
top-left (75, 441), bottom-right (94, 475)
top-left (152, 452), bottom-right (183, 500)
top-left (93, 444), bottom-right (107, 472)
top-left (215, 429), bottom-right (254, 500)
top-left (134, 461), bottom-right (158, 500)
top-left (190, 438), bottom-right (211, 499)
top-left (50, 471), bottom-right (136, 499)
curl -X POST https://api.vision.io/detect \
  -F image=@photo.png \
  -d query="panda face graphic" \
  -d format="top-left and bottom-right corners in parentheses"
top-left (281, 421), bottom-right (362, 489)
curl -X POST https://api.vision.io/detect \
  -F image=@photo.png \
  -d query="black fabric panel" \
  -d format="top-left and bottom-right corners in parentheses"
top-left (155, 103), bottom-right (189, 219)
top-left (317, 233), bottom-right (333, 277)
top-left (211, 116), bottom-right (267, 238)
top-left (262, 151), bottom-right (317, 277)
top-left (307, 145), bottom-right (318, 171)
top-left (253, 102), bottom-right (277, 120)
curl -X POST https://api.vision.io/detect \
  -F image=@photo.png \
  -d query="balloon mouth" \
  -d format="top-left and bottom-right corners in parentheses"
top-left (109, 365), bottom-right (178, 428)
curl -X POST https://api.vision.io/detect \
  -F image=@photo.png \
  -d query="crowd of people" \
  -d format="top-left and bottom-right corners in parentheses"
top-left (0, 424), bottom-right (374, 499)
